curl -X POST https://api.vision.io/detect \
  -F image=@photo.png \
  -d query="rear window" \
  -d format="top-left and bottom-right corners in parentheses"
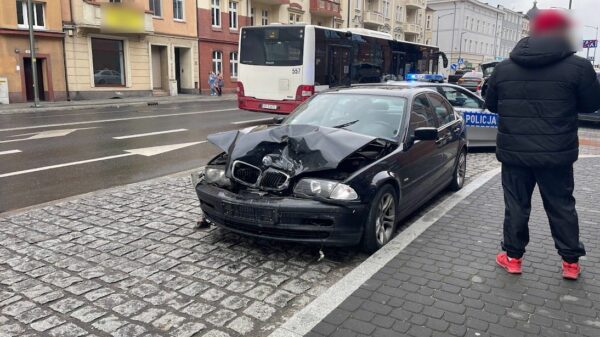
top-left (240, 27), bottom-right (304, 66)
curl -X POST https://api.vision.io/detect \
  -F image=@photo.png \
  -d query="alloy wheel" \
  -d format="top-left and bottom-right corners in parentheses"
top-left (375, 193), bottom-right (396, 246)
top-left (457, 152), bottom-right (466, 187)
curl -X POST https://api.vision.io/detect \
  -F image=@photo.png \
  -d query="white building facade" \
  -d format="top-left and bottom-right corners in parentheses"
top-left (429, 0), bottom-right (505, 70)
top-left (498, 6), bottom-right (527, 60)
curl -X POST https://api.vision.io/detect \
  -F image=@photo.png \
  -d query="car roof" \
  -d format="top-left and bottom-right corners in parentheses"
top-left (322, 86), bottom-right (437, 98)
top-left (353, 81), bottom-right (469, 91)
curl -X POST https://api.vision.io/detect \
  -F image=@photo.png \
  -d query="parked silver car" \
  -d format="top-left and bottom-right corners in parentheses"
top-left (384, 81), bottom-right (497, 147)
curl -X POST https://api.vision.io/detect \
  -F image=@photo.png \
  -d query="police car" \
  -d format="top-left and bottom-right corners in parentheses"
top-left (384, 81), bottom-right (497, 147)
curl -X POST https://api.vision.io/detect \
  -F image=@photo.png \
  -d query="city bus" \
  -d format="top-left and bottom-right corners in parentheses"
top-left (237, 24), bottom-right (448, 113)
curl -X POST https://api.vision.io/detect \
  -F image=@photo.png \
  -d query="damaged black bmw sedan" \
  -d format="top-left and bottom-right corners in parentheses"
top-left (193, 87), bottom-right (467, 252)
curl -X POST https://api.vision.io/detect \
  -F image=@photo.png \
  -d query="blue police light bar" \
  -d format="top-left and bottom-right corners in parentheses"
top-left (406, 73), bottom-right (444, 82)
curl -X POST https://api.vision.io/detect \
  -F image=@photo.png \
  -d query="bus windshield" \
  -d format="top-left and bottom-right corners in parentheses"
top-left (240, 27), bottom-right (304, 66)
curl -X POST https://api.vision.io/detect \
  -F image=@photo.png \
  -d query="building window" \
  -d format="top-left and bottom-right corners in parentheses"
top-left (211, 0), bottom-right (220, 26)
top-left (229, 1), bottom-right (237, 29)
top-left (383, 0), bottom-right (390, 18)
top-left (16, 1), bottom-right (45, 29)
top-left (289, 13), bottom-right (302, 24)
top-left (261, 10), bottom-right (268, 25)
top-left (229, 51), bottom-right (238, 78)
top-left (91, 38), bottom-right (125, 87)
top-left (173, 0), bottom-right (184, 20)
top-left (355, 0), bottom-right (362, 10)
top-left (395, 6), bottom-right (401, 21)
top-left (149, 0), bottom-right (162, 17)
top-left (250, 8), bottom-right (255, 26)
top-left (426, 15), bottom-right (431, 29)
top-left (212, 50), bottom-right (223, 73)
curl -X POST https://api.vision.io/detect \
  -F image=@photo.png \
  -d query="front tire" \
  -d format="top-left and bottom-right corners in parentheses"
top-left (362, 185), bottom-right (398, 253)
top-left (449, 150), bottom-right (467, 191)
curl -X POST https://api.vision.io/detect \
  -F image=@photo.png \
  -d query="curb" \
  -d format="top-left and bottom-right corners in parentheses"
top-left (0, 96), bottom-right (237, 115)
top-left (268, 166), bottom-right (502, 337)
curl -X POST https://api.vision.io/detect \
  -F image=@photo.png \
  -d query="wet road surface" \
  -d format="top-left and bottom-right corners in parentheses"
top-left (0, 100), bottom-right (274, 212)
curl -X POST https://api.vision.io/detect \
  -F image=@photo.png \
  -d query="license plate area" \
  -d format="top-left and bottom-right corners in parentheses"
top-left (222, 202), bottom-right (277, 225)
top-left (262, 104), bottom-right (278, 110)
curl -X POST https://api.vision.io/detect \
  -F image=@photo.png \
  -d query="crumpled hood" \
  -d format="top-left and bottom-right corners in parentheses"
top-left (509, 36), bottom-right (575, 68)
top-left (208, 124), bottom-right (380, 176)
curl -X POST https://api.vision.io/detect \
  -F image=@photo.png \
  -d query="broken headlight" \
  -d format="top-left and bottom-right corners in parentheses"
top-left (294, 179), bottom-right (358, 201)
top-left (204, 166), bottom-right (231, 187)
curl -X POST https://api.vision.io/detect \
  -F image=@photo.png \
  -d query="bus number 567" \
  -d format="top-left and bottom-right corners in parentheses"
top-left (292, 68), bottom-right (301, 75)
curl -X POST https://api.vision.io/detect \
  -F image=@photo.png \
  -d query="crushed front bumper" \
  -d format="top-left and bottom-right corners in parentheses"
top-left (194, 181), bottom-right (368, 246)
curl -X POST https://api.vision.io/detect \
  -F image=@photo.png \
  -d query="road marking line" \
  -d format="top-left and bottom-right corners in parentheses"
top-left (0, 108), bottom-right (238, 132)
top-left (113, 129), bottom-right (188, 140)
top-left (0, 141), bottom-right (206, 178)
top-left (231, 117), bottom-right (274, 125)
top-left (268, 167), bottom-right (503, 337)
top-left (0, 127), bottom-right (99, 144)
top-left (0, 150), bottom-right (21, 156)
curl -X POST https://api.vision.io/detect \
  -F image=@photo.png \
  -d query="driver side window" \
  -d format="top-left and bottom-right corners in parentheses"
top-left (439, 87), bottom-right (482, 109)
top-left (408, 94), bottom-right (437, 137)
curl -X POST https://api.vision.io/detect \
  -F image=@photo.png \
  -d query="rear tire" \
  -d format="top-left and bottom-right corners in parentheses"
top-left (361, 185), bottom-right (398, 253)
top-left (449, 149), bottom-right (467, 191)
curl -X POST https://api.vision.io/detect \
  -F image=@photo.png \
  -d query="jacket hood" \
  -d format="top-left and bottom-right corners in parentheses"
top-left (208, 124), bottom-right (381, 177)
top-left (509, 36), bottom-right (575, 68)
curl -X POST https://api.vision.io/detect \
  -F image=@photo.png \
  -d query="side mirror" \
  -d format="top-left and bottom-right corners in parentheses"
top-left (272, 117), bottom-right (285, 124)
top-left (414, 127), bottom-right (439, 141)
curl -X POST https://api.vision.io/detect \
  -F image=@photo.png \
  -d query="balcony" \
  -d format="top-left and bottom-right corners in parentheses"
top-left (402, 22), bottom-right (422, 35)
top-left (79, 0), bottom-right (154, 34)
top-left (364, 11), bottom-right (385, 26)
top-left (310, 0), bottom-right (341, 17)
top-left (405, 0), bottom-right (426, 9)
top-left (251, 0), bottom-right (290, 5)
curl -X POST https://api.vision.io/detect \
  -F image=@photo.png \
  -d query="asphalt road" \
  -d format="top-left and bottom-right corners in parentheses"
top-left (0, 99), bottom-right (274, 213)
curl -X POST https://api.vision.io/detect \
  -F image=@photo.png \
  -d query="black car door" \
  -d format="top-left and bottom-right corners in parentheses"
top-left (397, 94), bottom-right (440, 214)
top-left (426, 92), bottom-right (462, 184)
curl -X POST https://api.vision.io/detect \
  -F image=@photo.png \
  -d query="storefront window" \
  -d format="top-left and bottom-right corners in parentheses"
top-left (92, 38), bottom-right (125, 87)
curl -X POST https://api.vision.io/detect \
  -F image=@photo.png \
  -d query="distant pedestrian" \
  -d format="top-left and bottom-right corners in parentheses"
top-left (217, 72), bottom-right (224, 96)
top-left (208, 72), bottom-right (216, 96)
top-left (485, 9), bottom-right (600, 280)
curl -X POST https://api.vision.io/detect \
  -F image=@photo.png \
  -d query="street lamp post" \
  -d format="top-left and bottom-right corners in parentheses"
top-left (458, 31), bottom-right (467, 67)
top-left (27, 0), bottom-right (40, 107)
top-left (436, 12), bottom-right (454, 46)
top-left (569, 0), bottom-right (573, 9)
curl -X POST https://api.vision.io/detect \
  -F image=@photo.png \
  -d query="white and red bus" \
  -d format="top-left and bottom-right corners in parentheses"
top-left (237, 25), bottom-right (447, 114)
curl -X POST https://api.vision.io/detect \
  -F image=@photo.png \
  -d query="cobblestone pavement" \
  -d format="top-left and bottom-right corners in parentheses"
top-left (308, 157), bottom-right (600, 337)
top-left (0, 126), bottom-right (598, 337)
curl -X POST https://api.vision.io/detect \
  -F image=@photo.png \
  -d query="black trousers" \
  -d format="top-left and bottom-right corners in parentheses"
top-left (501, 164), bottom-right (586, 263)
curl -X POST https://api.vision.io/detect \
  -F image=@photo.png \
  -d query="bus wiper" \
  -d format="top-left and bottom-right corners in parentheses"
top-left (333, 120), bottom-right (359, 129)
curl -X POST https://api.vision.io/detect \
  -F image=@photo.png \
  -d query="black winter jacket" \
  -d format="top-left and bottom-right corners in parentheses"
top-left (485, 36), bottom-right (600, 167)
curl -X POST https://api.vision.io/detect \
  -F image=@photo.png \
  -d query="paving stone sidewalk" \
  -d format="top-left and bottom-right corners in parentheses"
top-left (308, 157), bottom-right (600, 337)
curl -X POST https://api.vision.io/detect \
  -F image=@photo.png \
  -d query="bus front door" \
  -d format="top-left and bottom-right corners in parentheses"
top-left (328, 46), bottom-right (351, 87)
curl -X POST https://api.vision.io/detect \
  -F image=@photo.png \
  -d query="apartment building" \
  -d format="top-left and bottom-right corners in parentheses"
top-left (197, 0), bottom-right (343, 95)
top-left (498, 5), bottom-right (527, 60)
top-left (428, 0), bottom-right (505, 69)
top-left (343, 0), bottom-right (428, 43)
top-left (62, 0), bottom-right (198, 100)
top-left (0, 0), bottom-right (68, 103)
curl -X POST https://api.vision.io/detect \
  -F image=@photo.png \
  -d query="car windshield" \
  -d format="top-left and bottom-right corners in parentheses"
top-left (285, 93), bottom-right (407, 140)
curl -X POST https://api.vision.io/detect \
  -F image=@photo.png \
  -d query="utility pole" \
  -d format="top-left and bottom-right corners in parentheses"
top-left (27, 0), bottom-right (40, 107)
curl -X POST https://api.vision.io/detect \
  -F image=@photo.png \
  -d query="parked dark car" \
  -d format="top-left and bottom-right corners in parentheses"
top-left (579, 71), bottom-right (600, 123)
top-left (448, 69), bottom-right (472, 84)
top-left (192, 87), bottom-right (467, 252)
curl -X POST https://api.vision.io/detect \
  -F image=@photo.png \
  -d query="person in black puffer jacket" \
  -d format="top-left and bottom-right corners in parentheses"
top-left (485, 9), bottom-right (600, 280)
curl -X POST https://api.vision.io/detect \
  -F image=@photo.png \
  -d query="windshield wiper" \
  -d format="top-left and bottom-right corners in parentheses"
top-left (333, 120), bottom-right (359, 129)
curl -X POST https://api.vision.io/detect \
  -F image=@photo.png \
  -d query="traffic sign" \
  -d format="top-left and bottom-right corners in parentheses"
top-left (458, 58), bottom-right (464, 65)
top-left (450, 63), bottom-right (458, 70)
top-left (583, 40), bottom-right (598, 48)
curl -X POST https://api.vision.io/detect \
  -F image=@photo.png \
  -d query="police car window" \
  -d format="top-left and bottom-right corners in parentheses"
top-left (439, 87), bottom-right (481, 109)
top-left (408, 94), bottom-right (437, 136)
top-left (428, 93), bottom-right (455, 126)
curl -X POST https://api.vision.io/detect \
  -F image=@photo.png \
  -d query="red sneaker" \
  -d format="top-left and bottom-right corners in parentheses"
top-left (496, 252), bottom-right (522, 274)
top-left (562, 261), bottom-right (581, 280)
